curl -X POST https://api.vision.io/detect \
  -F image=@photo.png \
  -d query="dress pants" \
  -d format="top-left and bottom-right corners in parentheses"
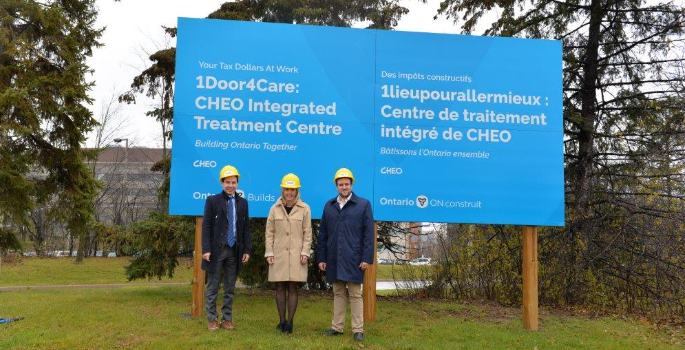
top-left (205, 244), bottom-right (238, 322)
top-left (331, 281), bottom-right (363, 333)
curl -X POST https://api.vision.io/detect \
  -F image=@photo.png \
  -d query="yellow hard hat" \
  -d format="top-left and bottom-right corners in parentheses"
top-left (280, 173), bottom-right (301, 189)
top-left (333, 168), bottom-right (355, 184)
top-left (218, 165), bottom-right (240, 181)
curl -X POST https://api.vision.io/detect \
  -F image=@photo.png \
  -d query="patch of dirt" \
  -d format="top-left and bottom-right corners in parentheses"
top-left (421, 299), bottom-right (521, 324)
top-left (0, 253), bottom-right (24, 266)
top-left (141, 309), bottom-right (164, 317)
top-left (375, 296), bottom-right (608, 324)
top-left (117, 334), bottom-right (144, 348)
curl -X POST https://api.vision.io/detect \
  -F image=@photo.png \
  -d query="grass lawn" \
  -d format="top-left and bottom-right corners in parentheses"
top-left (376, 264), bottom-right (430, 280)
top-left (1, 286), bottom-right (682, 350)
top-left (0, 258), bottom-right (419, 286)
top-left (1, 257), bottom-right (682, 349)
top-left (0, 257), bottom-right (194, 286)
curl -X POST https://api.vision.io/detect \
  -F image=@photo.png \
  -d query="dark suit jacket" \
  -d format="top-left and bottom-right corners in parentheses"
top-left (201, 191), bottom-right (252, 273)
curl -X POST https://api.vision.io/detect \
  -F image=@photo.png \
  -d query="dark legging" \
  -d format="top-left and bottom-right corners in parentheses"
top-left (276, 281), bottom-right (299, 324)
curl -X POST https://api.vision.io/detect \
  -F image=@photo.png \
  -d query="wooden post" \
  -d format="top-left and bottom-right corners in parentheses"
top-left (191, 217), bottom-right (205, 317)
top-left (522, 225), bottom-right (539, 330)
top-left (363, 222), bottom-right (378, 322)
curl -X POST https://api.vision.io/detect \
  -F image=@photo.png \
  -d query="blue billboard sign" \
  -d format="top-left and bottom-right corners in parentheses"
top-left (170, 18), bottom-right (564, 226)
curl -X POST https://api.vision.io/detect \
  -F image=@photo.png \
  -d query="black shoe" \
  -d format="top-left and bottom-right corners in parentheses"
top-left (322, 329), bottom-right (343, 336)
top-left (354, 332), bottom-right (363, 341)
top-left (276, 322), bottom-right (286, 332)
top-left (284, 321), bottom-right (293, 334)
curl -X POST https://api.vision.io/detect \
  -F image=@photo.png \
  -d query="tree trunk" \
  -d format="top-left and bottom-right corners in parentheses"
top-left (575, 0), bottom-right (602, 213)
top-left (69, 234), bottom-right (74, 257)
top-left (92, 234), bottom-right (99, 257)
top-left (567, 0), bottom-right (603, 302)
top-left (76, 228), bottom-right (86, 263)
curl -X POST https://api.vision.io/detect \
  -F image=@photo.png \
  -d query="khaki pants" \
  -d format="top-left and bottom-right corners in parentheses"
top-left (332, 281), bottom-right (363, 333)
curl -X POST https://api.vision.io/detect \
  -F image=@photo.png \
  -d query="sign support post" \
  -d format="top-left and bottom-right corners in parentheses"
top-left (191, 217), bottom-right (205, 317)
top-left (522, 225), bottom-right (539, 330)
top-left (363, 222), bottom-right (378, 322)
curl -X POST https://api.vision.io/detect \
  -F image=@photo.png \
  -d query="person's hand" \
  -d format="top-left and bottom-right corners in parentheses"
top-left (267, 256), bottom-right (274, 265)
top-left (300, 255), bottom-right (308, 264)
top-left (202, 253), bottom-right (211, 262)
top-left (318, 262), bottom-right (326, 271)
top-left (242, 254), bottom-right (250, 263)
top-left (359, 262), bottom-right (369, 271)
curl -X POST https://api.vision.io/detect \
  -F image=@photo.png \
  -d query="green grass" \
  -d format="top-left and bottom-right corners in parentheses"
top-left (376, 264), bottom-right (430, 280)
top-left (0, 286), bottom-right (682, 350)
top-left (1, 257), bottom-right (682, 349)
top-left (0, 258), bottom-right (418, 286)
top-left (0, 257), bottom-right (194, 286)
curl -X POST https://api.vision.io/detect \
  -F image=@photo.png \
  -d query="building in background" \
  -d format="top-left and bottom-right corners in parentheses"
top-left (17, 147), bottom-right (167, 257)
top-left (377, 222), bottom-right (439, 263)
top-left (92, 147), bottom-right (167, 226)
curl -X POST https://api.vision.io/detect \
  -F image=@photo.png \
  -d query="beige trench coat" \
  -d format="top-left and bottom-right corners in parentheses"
top-left (264, 196), bottom-right (313, 282)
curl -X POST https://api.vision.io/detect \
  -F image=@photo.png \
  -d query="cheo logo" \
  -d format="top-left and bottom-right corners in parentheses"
top-left (416, 195), bottom-right (428, 208)
top-left (193, 160), bottom-right (217, 168)
top-left (380, 167), bottom-right (403, 175)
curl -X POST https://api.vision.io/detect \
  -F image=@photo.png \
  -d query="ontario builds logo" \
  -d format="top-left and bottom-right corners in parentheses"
top-left (379, 195), bottom-right (429, 208)
top-left (416, 195), bottom-right (428, 208)
top-left (245, 192), bottom-right (275, 202)
top-left (379, 195), bottom-right (482, 209)
top-left (192, 189), bottom-right (245, 200)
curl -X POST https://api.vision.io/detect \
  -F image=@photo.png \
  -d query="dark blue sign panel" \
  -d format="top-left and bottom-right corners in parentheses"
top-left (170, 18), bottom-right (564, 226)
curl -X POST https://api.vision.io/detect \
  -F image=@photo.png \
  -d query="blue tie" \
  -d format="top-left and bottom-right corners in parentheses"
top-left (227, 196), bottom-right (235, 247)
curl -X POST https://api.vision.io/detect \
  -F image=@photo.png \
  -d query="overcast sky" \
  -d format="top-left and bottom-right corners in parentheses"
top-left (85, 0), bottom-right (482, 148)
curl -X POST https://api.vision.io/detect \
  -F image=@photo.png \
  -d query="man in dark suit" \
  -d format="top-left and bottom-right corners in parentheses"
top-left (202, 165), bottom-right (252, 331)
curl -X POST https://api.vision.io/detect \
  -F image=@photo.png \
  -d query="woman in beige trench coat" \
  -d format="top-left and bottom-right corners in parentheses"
top-left (264, 173), bottom-right (312, 334)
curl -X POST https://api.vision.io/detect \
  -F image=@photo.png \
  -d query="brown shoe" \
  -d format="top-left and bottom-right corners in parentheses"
top-left (208, 319), bottom-right (219, 331)
top-left (220, 320), bottom-right (235, 330)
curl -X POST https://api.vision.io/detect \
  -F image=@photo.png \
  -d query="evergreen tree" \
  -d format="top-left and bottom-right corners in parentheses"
top-left (0, 0), bottom-right (103, 262)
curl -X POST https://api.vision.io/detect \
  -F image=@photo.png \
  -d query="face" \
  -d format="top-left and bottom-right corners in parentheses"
top-left (221, 176), bottom-right (238, 195)
top-left (336, 178), bottom-right (352, 198)
top-left (282, 188), bottom-right (298, 202)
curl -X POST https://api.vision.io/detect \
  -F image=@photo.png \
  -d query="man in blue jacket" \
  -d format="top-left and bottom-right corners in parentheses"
top-left (317, 168), bottom-right (374, 342)
top-left (202, 165), bottom-right (251, 331)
